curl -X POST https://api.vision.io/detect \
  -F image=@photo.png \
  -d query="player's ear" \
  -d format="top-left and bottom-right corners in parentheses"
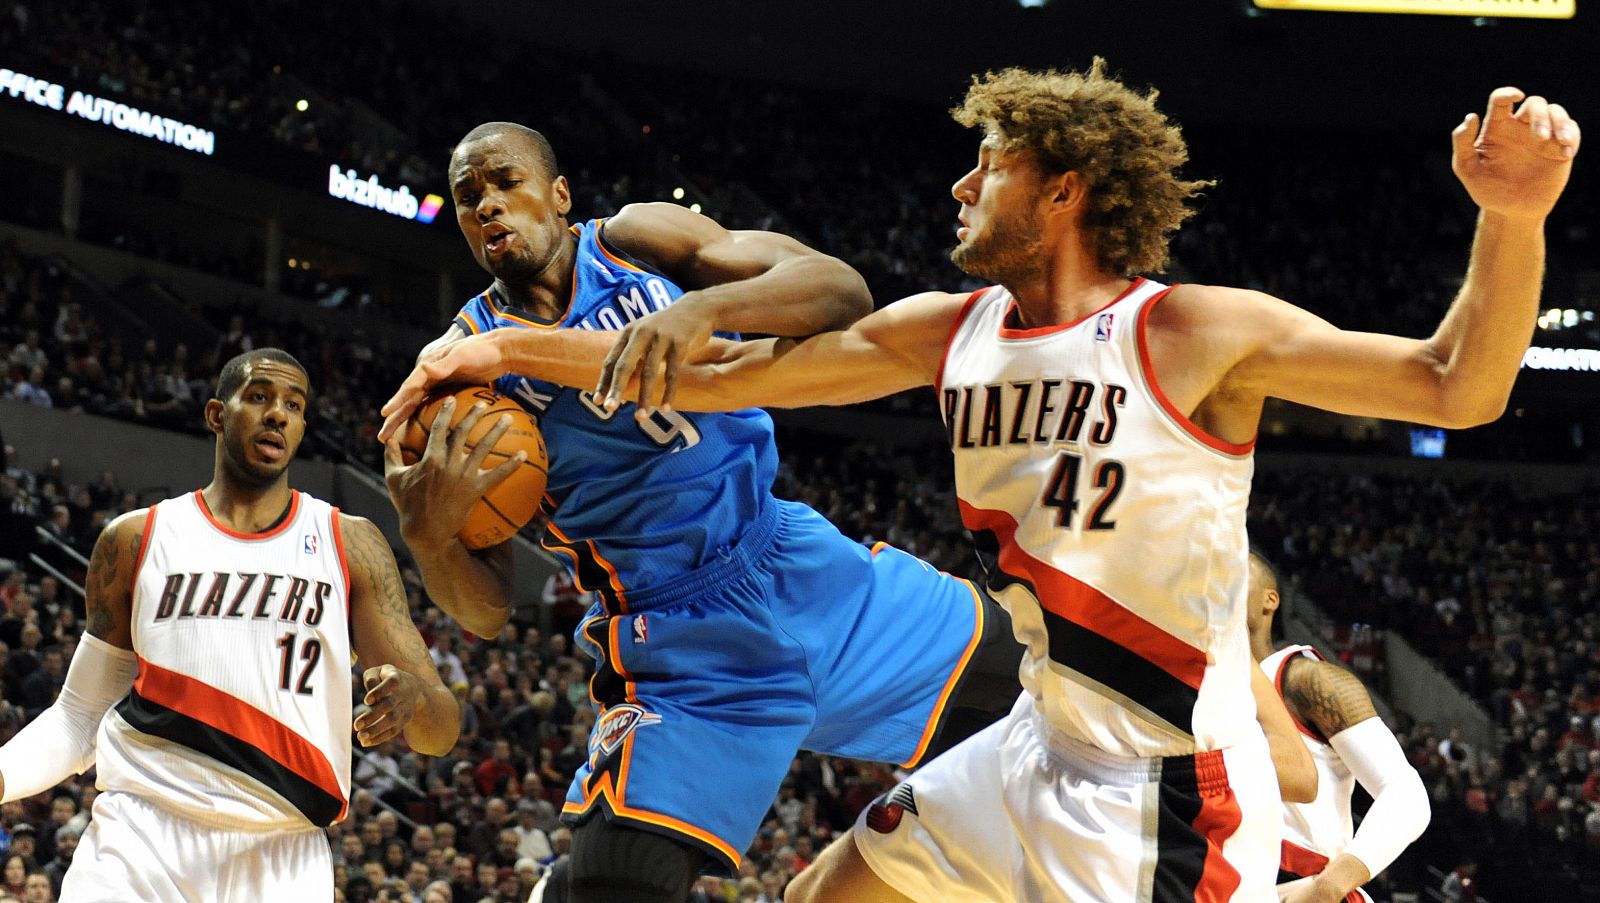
top-left (552, 175), bottom-right (572, 216)
top-left (1263, 587), bottom-right (1281, 618)
top-left (204, 398), bottom-right (226, 436)
top-left (1048, 170), bottom-right (1087, 214)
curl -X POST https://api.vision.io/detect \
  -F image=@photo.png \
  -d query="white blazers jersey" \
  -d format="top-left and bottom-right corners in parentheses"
top-left (1261, 645), bottom-right (1361, 885)
top-left (939, 278), bottom-right (1256, 758)
top-left (97, 490), bottom-right (354, 831)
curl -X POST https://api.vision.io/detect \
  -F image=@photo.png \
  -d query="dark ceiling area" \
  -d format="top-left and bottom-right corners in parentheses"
top-left (459, 0), bottom-right (1595, 131)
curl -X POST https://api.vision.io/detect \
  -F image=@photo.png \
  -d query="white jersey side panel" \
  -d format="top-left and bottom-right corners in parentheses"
top-left (1261, 645), bottom-right (1357, 861)
top-left (97, 490), bottom-right (354, 830)
top-left (940, 279), bottom-right (1257, 757)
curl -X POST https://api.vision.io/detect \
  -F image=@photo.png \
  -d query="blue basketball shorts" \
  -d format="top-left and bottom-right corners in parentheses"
top-left (560, 500), bottom-right (987, 872)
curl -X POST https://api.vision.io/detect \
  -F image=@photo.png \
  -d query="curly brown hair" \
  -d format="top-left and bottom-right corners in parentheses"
top-left (951, 60), bottom-right (1211, 276)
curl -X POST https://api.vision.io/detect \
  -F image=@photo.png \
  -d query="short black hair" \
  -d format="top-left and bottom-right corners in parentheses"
top-left (1249, 545), bottom-right (1284, 641)
top-left (214, 348), bottom-right (308, 402)
top-left (454, 122), bottom-right (560, 179)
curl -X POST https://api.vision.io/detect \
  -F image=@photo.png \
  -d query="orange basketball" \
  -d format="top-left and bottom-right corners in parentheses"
top-left (398, 386), bottom-right (548, 550)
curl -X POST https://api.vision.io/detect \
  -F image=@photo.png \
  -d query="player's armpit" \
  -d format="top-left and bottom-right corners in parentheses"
top-left (342, 514), bottom-right (461, 756)
top-left (1281, 658), bottom-right (1378, 741)
top-left (83, 508), bottom-right (149, 650)
top-left (1252, 664), bottom-right (1317, 804)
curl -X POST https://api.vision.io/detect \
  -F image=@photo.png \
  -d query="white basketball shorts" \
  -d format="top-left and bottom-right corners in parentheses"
top-left (854, 693), bottom-right (1282, 903)
top-left (61, 790), bottom-right (332, 902)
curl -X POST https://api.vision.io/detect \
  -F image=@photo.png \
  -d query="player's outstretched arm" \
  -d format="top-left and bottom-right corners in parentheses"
top-left (1279, 659), bottom-right (1429, 903)
top-left (1251, 665), bottom-right (1317, 804)
top-left (0, 511), bottom-right (144, 802)
top-left (595, 203), bottom-right (873, 411)
top-left (343, 514), bottom-right (462, 757)
top-left (377, 290), bottom-right (967, 436)
top-left (1221, 89), bottom-right (1578, 429)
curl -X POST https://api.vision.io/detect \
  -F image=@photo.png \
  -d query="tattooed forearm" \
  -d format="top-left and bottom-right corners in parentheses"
top-left (1283, 658), bottom-right (1379, 738)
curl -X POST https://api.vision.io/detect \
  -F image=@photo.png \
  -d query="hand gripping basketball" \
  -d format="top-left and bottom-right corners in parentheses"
top-left (382, 387), bottom-right (549, 551)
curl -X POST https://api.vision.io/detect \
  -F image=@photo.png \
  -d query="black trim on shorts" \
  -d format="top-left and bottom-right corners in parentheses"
top-left (543, 530), bottom-right (626, 616)
top-left (115, 690), bottom-right (343, 827)
top-left (1152, 754), bottom-right (1210, 903)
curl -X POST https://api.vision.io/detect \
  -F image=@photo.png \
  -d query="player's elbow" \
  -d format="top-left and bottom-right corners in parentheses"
top-left (1281, 766), bottom-right (1319, 804)
top-left (1392, 769), bottom-right (1433, 839)
top-left (814, 259), bottom-right (872, 329)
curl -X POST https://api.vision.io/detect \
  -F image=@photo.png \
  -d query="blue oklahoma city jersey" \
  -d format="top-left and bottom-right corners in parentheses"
top-left (451, 219), bottom-right (778, 602)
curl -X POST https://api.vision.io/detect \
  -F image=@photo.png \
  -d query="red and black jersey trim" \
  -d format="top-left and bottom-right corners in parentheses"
top-left (1152, 749), bottom-right (1243, 902)
top-left (1279, 841), bottom-right (1367, 903)
top-left (116, 690), bottom-right (344, 827)
top-left (962, 500), bottom-right (1208, 739)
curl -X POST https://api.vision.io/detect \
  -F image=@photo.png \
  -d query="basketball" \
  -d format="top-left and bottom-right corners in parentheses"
top-left (397, 386), bottom-right (548, 550)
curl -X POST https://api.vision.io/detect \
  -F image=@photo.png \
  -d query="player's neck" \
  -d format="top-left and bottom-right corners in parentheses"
top-left (200, 478), bottom-right (295, 535)
top-left (1004, 237), bottom-right (1128, 329)
top-left (1249, 629), bottom-right (1276, 664)
top-left (496, 233), bottom-right (578, 322)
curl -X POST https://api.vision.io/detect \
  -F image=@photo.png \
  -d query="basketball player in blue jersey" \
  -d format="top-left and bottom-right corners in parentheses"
top-left (378, 123), bottom-right (1022, 903)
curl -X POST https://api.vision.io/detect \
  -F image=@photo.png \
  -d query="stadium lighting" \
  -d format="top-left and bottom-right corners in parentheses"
top-left (1017, 0), bottom-right (1050, 6)
top-left (672, 187), bottom-right (685, 200)
top-left (296, 99), bottom-right (309, 112)
top-left (689, 203), bottom-right (703, 214)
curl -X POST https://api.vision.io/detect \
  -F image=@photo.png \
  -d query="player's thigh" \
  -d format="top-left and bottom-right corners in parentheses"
top-left (567, 606), bottom-right (815, 870)
top-left (800, 543), bottom-right (988, 763)
top-left (787, 832), bottom-right (917, 903)
top-left (568, 818), bottom-right (703, 903)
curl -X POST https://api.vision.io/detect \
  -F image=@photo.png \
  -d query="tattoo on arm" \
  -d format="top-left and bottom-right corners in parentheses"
top-left (345, 517), bottom-right (442, 681)
top-left (1283, 658), bottom-right (1379, 738)
top-left (85, 517), bottom-right (139, 639)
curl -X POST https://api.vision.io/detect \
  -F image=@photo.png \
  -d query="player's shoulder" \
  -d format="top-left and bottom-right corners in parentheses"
top-left (1282, 654), bottom-right (1379, 736)
top-left (101, 507), bottom-right (152, 543)
top-left (335, 511), bottom-right (381, 542)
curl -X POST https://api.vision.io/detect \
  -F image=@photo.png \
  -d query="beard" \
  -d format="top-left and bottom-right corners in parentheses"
top-left (949, 206), bottom-right (1047, 285)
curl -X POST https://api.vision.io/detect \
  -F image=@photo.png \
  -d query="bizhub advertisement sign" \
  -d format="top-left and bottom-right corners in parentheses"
top-left (327, 166), bottom-right (444, 224)
top-left (1, 66), bottom-right (216, 155)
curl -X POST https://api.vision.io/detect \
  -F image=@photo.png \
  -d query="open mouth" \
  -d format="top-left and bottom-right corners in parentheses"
top-left (255, 433), bottom-right (287, 461)
top-left (482, 222), bottom-right (516, 256)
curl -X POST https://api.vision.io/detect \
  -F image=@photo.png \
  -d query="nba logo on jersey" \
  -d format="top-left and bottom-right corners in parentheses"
top-left (303, 534), bottom-right (318, 555)
top-left (632, 614), bottom-right (649, 645)
top-left (1094, 312), bottom-right (1115, 342)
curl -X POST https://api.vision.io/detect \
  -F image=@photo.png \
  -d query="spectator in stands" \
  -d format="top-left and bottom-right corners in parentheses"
top-left (38, 825), bottom-right (74, 898)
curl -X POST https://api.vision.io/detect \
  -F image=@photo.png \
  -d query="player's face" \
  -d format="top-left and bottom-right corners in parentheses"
top-left (450, 136), bottom-right (572, 284)
top-left (950, 137), bottom-right (1051, 284)
top-left (211, 361), bottom-right (310, 487)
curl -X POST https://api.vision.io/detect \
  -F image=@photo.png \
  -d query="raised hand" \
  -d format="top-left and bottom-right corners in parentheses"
top-left (1452, 87), bottom-right (1581, 220)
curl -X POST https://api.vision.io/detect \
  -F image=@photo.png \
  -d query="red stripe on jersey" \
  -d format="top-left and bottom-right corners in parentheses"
top-left (130, 506), bottom-right (158, 588)
top-left (957, 499), bottom-right (1208, 690)
top-left (134, 657), bottom-right (345, 815)
top-left (933, 287), bottom-right (992, 394)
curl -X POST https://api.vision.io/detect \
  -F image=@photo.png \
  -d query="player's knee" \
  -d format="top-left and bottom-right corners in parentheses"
top-left (568, 817), bottom-right (704, 903)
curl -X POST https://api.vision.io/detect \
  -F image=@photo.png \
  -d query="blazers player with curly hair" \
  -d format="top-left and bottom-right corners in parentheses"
top-left (383, 61), bottom-right (1578, 901)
